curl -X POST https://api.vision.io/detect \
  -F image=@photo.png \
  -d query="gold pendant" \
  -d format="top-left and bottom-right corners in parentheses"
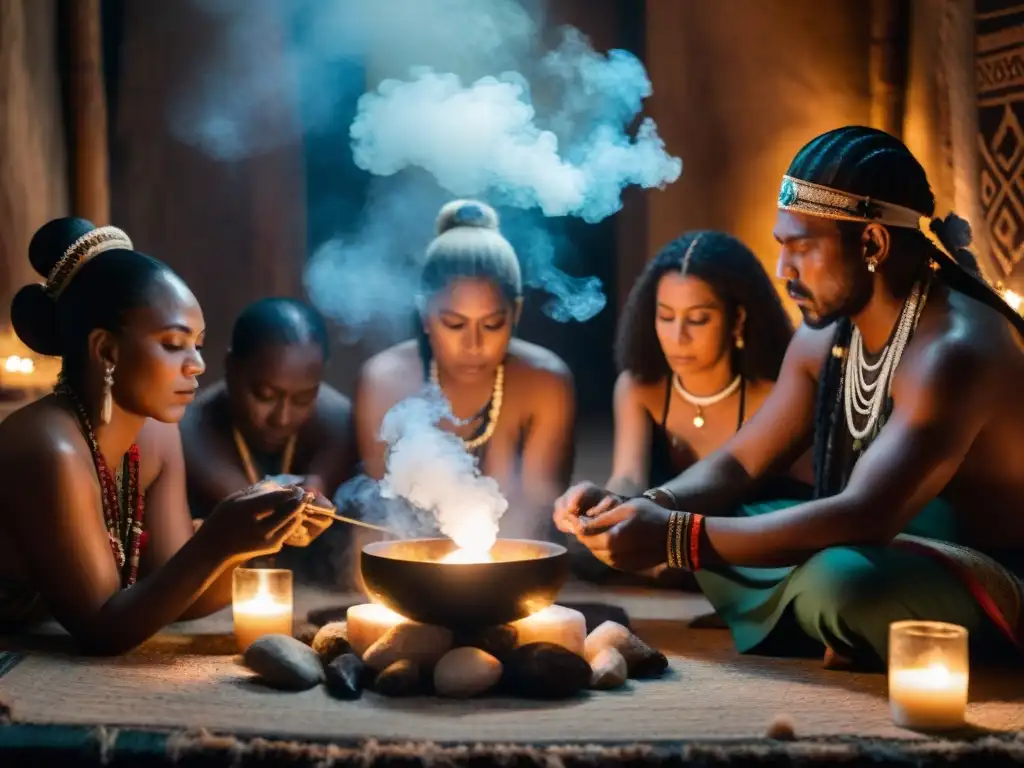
top-left (852, 438), bottom-right (863, 452)
top-left (693, 408), bottom-right (705, 429)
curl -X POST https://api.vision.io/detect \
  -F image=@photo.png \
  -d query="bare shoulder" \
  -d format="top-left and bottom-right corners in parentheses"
top-left (0, 400), bottom-right (93, 485)
top-left (506, 339), bottom-right (572, 389)
top-left (135, 419), bottom-right (185, 482)
top-left (357, 340), bottom-right (423, 414)
top-left (787, 322), bottom-right (836, 380)
top-left (613, 369), bottom-right (663, 413)
top-left (904, 292), bottom-right (1001, 390)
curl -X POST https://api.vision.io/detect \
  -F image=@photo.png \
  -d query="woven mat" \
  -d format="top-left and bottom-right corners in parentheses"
top-left (0, 585), bottom-right (1021, 744)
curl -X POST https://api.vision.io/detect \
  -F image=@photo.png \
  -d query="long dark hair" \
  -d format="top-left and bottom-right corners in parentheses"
top-left (785, 126), bottom-right (1022, 499)
top-left (615, 230), bottom-right (794, 385)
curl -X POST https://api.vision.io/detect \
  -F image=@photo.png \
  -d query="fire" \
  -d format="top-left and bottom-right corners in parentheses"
top-left (3, 356), bottom-right (34, 374)
top-left (438, 515), bottom-right (497, 563)
top-left (440, 546), bottom-right (494, 564)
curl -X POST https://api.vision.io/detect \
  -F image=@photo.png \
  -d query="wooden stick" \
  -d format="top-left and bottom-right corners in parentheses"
top-left (305, 503), bottom-right (397, 536)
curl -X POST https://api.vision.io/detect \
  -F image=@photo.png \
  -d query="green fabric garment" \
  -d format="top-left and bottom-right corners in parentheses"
top-left (694, 498), bottom-right (1011, 665)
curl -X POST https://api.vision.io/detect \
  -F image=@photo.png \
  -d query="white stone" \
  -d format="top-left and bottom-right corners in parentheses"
top-left (346, 603), bottom-right (407, 657)
top-left (434, 647), bottom-right (503, 698)
top-left (362, 621), bottom-right (453, 672)
top-left (589, 647), bottom-right (627, 689)
top-left (511, 605), bottom-right (586, 655)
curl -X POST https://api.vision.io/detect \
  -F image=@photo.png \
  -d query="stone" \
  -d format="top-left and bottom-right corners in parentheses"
top-left (434, 647), bottom-right (502, 698)
top-left (311, 622), bottom-right (352, 665)
top-left (584, 621), bottom-right (668, 678)
top-left (503, 642), bottom-right (590, 699)
top-left (362, 622), bottom-right (453, 673)
top-left (511, 605), bottom-right (587, 655)
top-left (373, 659), bottom-right (422, 697)
top-left (766, 714), bottom-right (796, 740)
top-left (589, 647), bottom-right (627, 690)
top-left (325, 653), bottom-right (365, 700)
top-left (243, 634), bottom-right (324, 690)
top-left (293, 622), bottom-right (319, 647)
top-left (346, 603), bottom-right (408, 657)
top-left (455, 625), bottom-right (517, 660)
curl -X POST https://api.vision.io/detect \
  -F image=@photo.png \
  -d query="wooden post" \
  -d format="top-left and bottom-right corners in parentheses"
top-left (869, 0), bottom-right (909, 137)
top-left (67, 0), bottom-right (110, 224)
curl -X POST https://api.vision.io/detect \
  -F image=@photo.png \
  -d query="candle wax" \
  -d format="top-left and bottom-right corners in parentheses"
top-left (889, 663), bottom-right (968, 730)
top-left (347, 603), bottom-right (408, 656)
top-left (233, 590), bottom-right (292, 652)
top-left (511, 605), bottom-right (586, 655)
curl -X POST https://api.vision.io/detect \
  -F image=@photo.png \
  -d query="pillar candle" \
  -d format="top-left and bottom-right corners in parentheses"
top-left (511, 605), bottom-right (586, 655)
top-left (347, 603), bottom-right (409, 656)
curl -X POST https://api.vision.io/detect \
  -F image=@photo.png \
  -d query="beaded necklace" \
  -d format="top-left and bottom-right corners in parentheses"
top-left (54, 383), bottom-right (146, 587)
top-left (429, 360), bottom-right (504, 451)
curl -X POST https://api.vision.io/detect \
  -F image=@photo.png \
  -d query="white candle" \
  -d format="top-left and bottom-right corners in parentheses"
top-left (511, 605), bottom-right (586, 655)
top-left (889, 663), bottom-right (968, 730)
top-left (232, 568), bottom-right (293, 652)
top-left (347, 603), bottom-right (408, 656)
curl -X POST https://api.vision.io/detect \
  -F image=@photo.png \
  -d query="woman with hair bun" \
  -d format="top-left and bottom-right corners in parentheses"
top-left (354, 200), bottom-right (576, 540)
top-left (0, 217), bottom-right (333, 654)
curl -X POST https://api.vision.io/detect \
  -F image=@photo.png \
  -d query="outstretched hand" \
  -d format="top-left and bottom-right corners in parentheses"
top-left (552, 481), bottom-right (627, 535)
top-left (560, 492), bottom-right (672, 573)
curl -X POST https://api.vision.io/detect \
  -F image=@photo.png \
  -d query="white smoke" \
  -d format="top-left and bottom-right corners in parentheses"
top-left (378, 387), bottom-right (507, 554)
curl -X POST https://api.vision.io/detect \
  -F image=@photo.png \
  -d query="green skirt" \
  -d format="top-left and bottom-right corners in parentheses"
top-left (695, 498), bottom-right (1023, 665)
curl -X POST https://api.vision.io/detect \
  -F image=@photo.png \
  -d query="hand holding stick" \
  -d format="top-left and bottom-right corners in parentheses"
top-left (304, 503), bottom-right (397, 537)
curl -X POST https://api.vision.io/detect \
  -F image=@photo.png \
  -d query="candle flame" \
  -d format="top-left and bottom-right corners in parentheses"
top-left (3, 356), bottom-right (34, 374)
top-left (1004, 289), bottom-right (1022, 313)
top-left (236, 573), bottom-right (290, 616)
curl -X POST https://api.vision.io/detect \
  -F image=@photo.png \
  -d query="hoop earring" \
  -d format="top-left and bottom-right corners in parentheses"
top-left (100, 364), bottom-right (115, 425)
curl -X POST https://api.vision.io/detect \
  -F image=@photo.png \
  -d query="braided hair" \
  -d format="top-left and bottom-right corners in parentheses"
top-left (786, 127), bottom-right (1024, 499)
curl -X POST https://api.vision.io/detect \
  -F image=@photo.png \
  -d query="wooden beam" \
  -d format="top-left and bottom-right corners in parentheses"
top-left (67, 0), bottom-right (110, 224)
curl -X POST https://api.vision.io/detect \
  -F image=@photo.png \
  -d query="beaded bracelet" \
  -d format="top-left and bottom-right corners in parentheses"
top-left (666, 510), bottom-right (705, 571)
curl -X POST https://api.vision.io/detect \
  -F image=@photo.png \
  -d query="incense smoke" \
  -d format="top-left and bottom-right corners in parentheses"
top-left (171, 0), bottom-right (681, 332)
top-left (378, 388), bottom-right (507, 554)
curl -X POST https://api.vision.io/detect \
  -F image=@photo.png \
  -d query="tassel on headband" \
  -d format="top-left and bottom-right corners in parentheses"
top-left (44, 226), bottom-right (134, 299)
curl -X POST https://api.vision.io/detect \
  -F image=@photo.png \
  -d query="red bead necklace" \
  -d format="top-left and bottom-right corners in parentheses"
top-left (55, 383), bottom-right (146, 587)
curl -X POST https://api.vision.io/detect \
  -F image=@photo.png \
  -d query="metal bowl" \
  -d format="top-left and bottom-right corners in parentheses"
top-left (360, 538), bottom-right (569, 629)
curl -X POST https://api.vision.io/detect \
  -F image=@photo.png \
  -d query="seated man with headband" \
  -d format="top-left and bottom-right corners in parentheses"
top-left (559, 126), bottom-right (1024, 668)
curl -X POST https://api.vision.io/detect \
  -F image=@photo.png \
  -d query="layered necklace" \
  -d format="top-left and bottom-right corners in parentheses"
top-left (233, 427), bottom-right (297, 486)
top-left (672, 374), bottom-right (742, 429)
top-left (429, 360), bottom-right (504, 451)
top-left (54, 382), bottom-right (146, 587)
top-left (844, 279), bottom-right (930, 451)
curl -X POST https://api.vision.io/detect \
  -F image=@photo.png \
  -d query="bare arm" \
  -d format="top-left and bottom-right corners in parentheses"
top-left (660, 325), bottom-right (824, 514)
top-left (514, 367), bottom-right (576, 535)
top-left (700, 340), bottom-right (991, 567)
top-left (604, 372), bottom-right (653, 498)
top-left (180, 408), bottom-right (250, 519)
top-left (353, 364), bottom-right (389, 481)
top-left (302, 388), bottom-right (357, 499)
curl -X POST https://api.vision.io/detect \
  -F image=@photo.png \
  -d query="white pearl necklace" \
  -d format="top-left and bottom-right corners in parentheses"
top-left (429, 360), bottom-right (504, 451)
top-left (843, 280), bottom-right (930, 447)
top-left (672, 374), bottom-right (742, 429)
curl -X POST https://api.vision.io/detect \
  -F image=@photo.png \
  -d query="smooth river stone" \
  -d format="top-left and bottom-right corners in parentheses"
top-left (510, 605), bottom-right (586, 655)
top-left (362, 622), bottom-right (453, 672)
top-left (584, 621), bottom-right (668, 678)
top-left (311, 622), bottom-right (352, 665)
top-left (346, 603), bottom-right (407, 657)
top-left (374, 659), bottom-right (423, 697)
top-left (243, 634), bottom-right (325, 690)
top-left (325, 653), bottom-right (366, 700)
top-left (434, 647), bottom-right (503, 698)
top-left (589, 647), bottom-right (628, 690)
top-left (455, 624), bottom-right (518, 660)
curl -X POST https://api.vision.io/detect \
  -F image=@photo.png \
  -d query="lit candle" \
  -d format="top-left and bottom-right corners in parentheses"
top-left (511, 605), bottom-right (587, 655)
top-left (888, 620), bottom-right (969, 730)
top-left (1004, 289), bottom-right (1022, 313)
top-left (232, 568), bottom-right (293, 653)
top-left (347, 602), bottom-right (408, 656)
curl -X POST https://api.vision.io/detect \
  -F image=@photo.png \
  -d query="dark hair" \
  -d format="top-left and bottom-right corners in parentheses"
top-left (416, 200), bottom-right (522, 366)
top-left (785, 126), bottom-right (1024, 498)
top-left (11, 217), bottom-right (173, 379)
top-left (229, 297), bottom-right (330, 362)
top-left (615, 230), bottom-right (794, 385)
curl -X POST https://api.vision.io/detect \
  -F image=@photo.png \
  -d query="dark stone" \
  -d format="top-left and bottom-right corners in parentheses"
top-left (455, 624), bottom-right (518, 660)
top-left (560, 602), bottom-right (631, 633)
top-left (373, 659), bottom-right (422, 697)
top-left (503, 642), bottom-right (590, 699)
top-left (325, 653), bottom-right (365, 700)
top-left (293, 622), bottom-right (319, 646)
top-left (243, 635), bottom-right (324, 691)
top-left (311, 622), bottom-right (352, 665)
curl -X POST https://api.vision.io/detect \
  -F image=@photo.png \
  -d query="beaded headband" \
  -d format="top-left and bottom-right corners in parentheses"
top-left (44, 226), bottom-right (134, 299)
top-left (777, 175), bottom-right (956, 264)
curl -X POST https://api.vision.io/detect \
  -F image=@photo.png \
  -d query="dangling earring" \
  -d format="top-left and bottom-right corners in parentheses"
top-left (100, 364), bottom-right (115, 425)
top-left (866, 256), bottom-right (878, 273)
top-left (734, 333), bottom-right (745, 350)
